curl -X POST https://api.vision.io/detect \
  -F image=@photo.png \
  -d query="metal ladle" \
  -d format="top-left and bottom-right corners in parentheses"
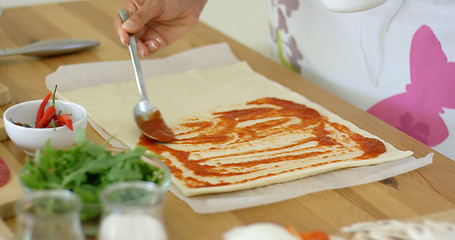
top-left (119, 9), bottom-right (175, 142)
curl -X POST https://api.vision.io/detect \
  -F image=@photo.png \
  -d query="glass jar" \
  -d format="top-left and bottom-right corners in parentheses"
top-left (14, 190), bottom-right (85, 240)
top-left (98, 181), bottom-right (168, 240)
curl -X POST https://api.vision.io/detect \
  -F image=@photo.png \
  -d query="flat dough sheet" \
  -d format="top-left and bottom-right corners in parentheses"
top-left (58, 62), bottom-right (413, 197)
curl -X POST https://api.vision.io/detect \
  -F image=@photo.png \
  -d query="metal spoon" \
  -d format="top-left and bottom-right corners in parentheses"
top-left (119, 9), bottom-right (175, 142)
top-left (0, 39), bottom-right (99, 57)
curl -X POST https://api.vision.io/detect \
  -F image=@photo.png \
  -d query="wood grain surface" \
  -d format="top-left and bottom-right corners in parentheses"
top-left (0, 0), bottom-right (454, 239)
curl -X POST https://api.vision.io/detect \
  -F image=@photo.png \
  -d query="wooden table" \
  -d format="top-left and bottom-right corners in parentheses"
top-left (1, 0), bottom-right (454, 239)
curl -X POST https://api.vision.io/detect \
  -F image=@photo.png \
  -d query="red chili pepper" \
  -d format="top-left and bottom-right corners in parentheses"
top-left (37, 86), bottom-right (59, 128)
top-left (56, 119), bottom-right (64, 127)
top-left (37, 106), bottom-right (56, 128)
top-left (35, 91), bottom-right (52, 127)
top-left (47, 119), bottom-right (63, 128)
top-left (59, 113), bottom-right (73, 131)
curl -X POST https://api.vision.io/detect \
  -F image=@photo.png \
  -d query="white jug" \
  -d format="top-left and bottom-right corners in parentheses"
top-left (321, 0), bottom-right (387, 12)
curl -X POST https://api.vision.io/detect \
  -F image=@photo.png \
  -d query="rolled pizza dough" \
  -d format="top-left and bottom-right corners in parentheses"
top-left (58, 62), bottom-right (413, 197)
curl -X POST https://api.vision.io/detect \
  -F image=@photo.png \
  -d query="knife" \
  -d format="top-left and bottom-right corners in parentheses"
top-left (0, 39), bottom-right (100, 57)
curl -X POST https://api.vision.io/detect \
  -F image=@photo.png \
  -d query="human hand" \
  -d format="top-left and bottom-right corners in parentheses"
top-left (114, 0), bottom-right (207, 57)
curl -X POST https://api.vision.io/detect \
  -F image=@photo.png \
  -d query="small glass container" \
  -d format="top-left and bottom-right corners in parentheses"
top-left (98, 181), bottom-right (168, 240)
top-left (14, 190), bottom-right (85, 240)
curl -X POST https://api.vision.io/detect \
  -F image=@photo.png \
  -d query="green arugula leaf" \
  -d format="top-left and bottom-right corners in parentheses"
top-left (20, 128), bottom-right (167, 220)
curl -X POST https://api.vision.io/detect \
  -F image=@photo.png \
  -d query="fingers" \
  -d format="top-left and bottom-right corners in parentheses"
top-left (114, 16), bottom-right (130, 46)
top-left (114, 13), bottom-right (149, 56)
top-left (115, 0), bottom-right (163, 56)
top-left (141, 30), bottom-right (165, 53)
top-left (134, 24), bottom-right (165, 55)
top-left (122, 0), bottom-right (161, 33)
top-left (114, 0), bottom-right (207, 56)
top-left (144, 37), bottom-right (162, 51)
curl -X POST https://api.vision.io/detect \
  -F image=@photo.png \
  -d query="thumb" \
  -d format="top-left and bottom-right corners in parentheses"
top-left (122, 2), bottom-right (161, 33)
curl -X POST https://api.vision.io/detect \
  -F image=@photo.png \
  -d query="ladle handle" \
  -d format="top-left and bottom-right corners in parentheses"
top-left (119, 9), bottom-right (149, 101)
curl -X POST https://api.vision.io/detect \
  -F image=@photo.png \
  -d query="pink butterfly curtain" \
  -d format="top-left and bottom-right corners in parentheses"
top-left (368, 25), bottom-right (455, 147)
top-left (270, 0), bottom-right (455, 159)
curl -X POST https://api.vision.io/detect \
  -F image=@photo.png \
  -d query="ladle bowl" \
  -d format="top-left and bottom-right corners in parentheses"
top-left (119, 9), bottom-right (175, 142)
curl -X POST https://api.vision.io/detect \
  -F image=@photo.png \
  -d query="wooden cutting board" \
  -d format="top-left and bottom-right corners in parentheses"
top-left (0, 82), bottom-right (11, 142)
top-left (0, 144), bottom-right (22, 240)
top-left (0, 83), bottom-right (11, 106)
top-left (0, 144), bottom-right (25, 219)
top-left (0, 83), bottom-right (24, 220)
top-left (0, 218), bottom-right (14, 240)
top-left (0, 117), bottom-right (8, 142)
top-left (0, 83), bottom-right (20, 240)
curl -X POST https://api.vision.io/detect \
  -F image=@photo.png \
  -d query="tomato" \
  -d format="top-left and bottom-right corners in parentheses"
top-left (299, 231), bottom-right (330, 240)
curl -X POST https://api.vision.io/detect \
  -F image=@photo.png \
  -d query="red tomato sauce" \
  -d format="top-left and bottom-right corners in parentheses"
top-left (138, 97), bottom-right (386, 189)
top-left (136, 110), bottom-right (175, 142)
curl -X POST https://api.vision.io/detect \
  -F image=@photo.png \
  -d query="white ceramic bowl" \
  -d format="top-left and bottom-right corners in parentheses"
top-left (3, 100), bottom-right (88, 154)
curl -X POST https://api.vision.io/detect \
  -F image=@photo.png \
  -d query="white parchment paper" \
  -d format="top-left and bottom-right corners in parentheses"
top-left (45, 43), bottom-right (433, 214)
top-left (171, 154), bottom-right (432, 213)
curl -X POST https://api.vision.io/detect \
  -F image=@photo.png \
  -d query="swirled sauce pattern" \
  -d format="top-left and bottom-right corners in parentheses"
top-left (139, 97), bottom-right (385, 196)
